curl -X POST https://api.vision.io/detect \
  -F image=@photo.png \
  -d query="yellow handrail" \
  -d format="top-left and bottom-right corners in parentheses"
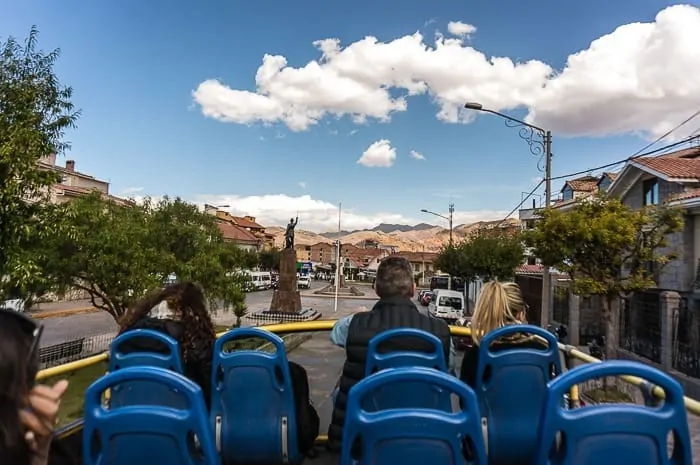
top-left (38, 319), bottom-right (700, 416)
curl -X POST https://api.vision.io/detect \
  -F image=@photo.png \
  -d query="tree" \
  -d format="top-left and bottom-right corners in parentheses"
top-left (31, 194), bottom-right (249, 321)
top-left (258, 247), bottom-right (282, 271)
top-left (0, 27), bottom-right (79, 296)
top-left (434, 230), bottom-right (524, 312)
top-left (523, 196), bottom-right (684, 358)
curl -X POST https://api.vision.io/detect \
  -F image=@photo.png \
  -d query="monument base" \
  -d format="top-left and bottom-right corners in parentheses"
top-left (248, 307), bottom-right (322, 324)
top-left (314, 284), bottom-right (366, 296)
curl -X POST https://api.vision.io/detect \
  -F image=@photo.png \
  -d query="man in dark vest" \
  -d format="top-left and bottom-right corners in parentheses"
top-left (326, 256), bottom-right (455, 452)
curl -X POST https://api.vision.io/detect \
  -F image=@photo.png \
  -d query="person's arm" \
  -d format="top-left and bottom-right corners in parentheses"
top-left (459, 345), bottom-right (479, 388)
top-left (448, 339), bottom-right (457, 375)
top-left (330, 315), bottom-right (354, 348)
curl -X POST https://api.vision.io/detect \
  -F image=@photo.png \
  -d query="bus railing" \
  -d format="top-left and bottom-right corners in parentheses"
top-left (37, 319), bottom-right (700, 417)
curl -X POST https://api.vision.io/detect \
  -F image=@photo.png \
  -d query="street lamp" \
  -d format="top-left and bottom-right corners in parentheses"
top-left (421, 203), bottom-right (455, 245)
top-left (464, 101), bottom-right (553, 329)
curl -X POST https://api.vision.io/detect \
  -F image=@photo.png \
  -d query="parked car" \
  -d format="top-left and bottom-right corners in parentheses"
top-left (298, 275), bottom-right (311, 289)
top-left (428, 289), bottom-right (464, 323)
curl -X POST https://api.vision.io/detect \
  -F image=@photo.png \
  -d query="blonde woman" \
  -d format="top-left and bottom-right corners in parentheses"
top-left (459, 280), bottom-right (546, 387)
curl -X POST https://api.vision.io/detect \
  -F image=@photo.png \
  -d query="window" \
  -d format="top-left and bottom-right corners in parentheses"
top-left (414, 263), bottom-right (420, 272)
top-left (527, 256), bottom-right (537, 266)
top-left (598, 177), bottom-right (611, 193)
top-left (439, 296), bottom-right (463, 310)
top-left (643, 178), bottom-right (659, 206)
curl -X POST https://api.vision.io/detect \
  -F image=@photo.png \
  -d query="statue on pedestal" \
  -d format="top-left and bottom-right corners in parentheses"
top-left (284, 216), bottom-right (298, 249)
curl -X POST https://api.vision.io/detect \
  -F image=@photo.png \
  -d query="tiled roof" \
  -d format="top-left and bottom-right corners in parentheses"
top-left (217, 221), bottom-right (259, 244)
top-left (232, 215), bottom-right (264, 229)
top-left (54, 184), bottom-right (133, 206)
top-left (564, 176), bottom-right (599, 192)
top-left (665, 188), bottom-right (700, 203)
top-left (515, 264), bottom-right (568, 278)
top-left (633, 157), bottom-right (700, 179)
top-left (657, 147), bottom-right (700, 159)
top-left (602, 172), bottom-right (618, 181)
top-left (381, 251), bottom-right (438, 263)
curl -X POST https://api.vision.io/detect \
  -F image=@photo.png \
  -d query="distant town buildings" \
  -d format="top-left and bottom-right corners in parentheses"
top-left (38, 154), bottom-right (130, 206)
top-left (204, 204), bottom-right (275, 252)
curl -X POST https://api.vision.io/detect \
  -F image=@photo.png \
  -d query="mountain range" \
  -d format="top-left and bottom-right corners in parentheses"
top-left (265, 219), bottom-right (520, 252)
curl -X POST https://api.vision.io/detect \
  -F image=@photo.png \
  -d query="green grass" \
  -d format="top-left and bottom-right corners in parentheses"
top-left (50, 325), bottom-right (271, 427)
top-left (46, 361), bottom-right (109, 427)
top-left (583, 387), bottom-right (634, 404)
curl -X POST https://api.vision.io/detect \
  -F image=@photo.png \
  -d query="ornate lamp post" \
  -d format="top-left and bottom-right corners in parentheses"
top-left (464, 102), bottom-right (553, 329)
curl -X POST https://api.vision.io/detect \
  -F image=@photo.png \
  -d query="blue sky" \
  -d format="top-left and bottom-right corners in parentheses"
top-left (3, 0), bottom-right (700, 232)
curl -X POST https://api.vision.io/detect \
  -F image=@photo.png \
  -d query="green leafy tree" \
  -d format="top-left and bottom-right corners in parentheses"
top-left (524, 197), bottom-right (684, 358)
top-left (31, 194), bottom-right (249, 321)
top-left (435, 230), bottom-right (524, 312)
top-left (258, 247), bottom-right (282, 271)
top-left (35, 194), bottom-right (163, 320)
top-left (0, 27), bottom-right (79, 297)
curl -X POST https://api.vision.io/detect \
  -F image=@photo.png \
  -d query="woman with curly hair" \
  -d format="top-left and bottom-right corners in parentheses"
top-left (118, 282), bottom-right (216, 407)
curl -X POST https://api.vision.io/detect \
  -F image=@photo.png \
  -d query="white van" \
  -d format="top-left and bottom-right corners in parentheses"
top-left (428, 289), bottom-right (465, 322)
top-left (246, 271), bottom-right (272, 291)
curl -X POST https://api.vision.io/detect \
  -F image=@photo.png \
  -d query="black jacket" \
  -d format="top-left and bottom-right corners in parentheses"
top-left (117, 317), bottom-right (214, 408)
top-left (327, 296), bottom-right (452, 452)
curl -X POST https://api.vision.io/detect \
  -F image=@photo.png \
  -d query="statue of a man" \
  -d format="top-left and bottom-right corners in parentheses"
top-left (284, 216), bottom-right (298, 249)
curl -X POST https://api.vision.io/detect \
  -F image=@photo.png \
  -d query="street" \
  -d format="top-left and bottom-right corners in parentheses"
top-left (39, 280), bottom-right (376, 347)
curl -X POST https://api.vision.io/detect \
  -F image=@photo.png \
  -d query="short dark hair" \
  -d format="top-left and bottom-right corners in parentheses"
top-left (375, 256), bottom-right (414, 299)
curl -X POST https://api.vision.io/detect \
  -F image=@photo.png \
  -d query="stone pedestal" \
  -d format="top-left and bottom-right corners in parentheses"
top-left (247, 249), bottom-right (321, 323)
top-left (270, 249), bottom-right (302, 313)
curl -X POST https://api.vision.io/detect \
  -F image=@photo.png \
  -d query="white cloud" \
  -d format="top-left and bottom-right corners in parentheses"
top-left (357, 139), bottom-right (397, 168)
top-left (196, 193), bottom-right (509, 232)
top-left (192, 5), bottom-right (700, 140)
top-left (410, 150), bottom-right (426, 160)
top-left (349, 129), bottom-right (359, 135)
top-left (447, 21), bottom-right (476, 37)
top-left (120, 187), bottom-right (144, 195)
top-left (298, 181), bottom-right (307, 189)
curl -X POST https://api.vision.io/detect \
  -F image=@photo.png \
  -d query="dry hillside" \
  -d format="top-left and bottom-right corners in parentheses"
top-left (264, 217), bottom-right (520, 252)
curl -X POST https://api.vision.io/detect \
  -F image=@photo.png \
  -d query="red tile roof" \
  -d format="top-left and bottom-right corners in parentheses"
top-left (657, 147), bottom-right (700, 159)
top-left (381, 251), bottom-right (438, 263)
top-left (665, 188), bottom-right (700, 203)
top-left (633, 157), bottom-right (700, 179)
top-left (232, 215), bottom-right (264, 229)
top-left (563, 176), bottom-right (599, 192)
top-left (602, 172), bottom-right (618, 181)
top-left (217, 221), bottom-right (259, 244)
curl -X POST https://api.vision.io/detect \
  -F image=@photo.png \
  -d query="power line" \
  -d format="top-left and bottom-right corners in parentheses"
top-left (500, 116), bottom-right (700, 223)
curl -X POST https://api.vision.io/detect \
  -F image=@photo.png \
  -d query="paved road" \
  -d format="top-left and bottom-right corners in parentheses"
top-left (40, 280), bottom-right (376, 347)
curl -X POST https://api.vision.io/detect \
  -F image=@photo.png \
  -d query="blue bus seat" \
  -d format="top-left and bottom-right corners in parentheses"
top-left (109, 329), bottom-right (185, 408)
top-left (83, 366), bottom-right (219, 465)
top-left (536, 360), bottom-right (692, 465)
top-left (210, 327), bottom-right (300, 465)
top-left (365, 328), bottom-right (451, 412)
top-left (474, 324), bottom-right (561, 465)
top-left (341, 367), bottom-right (486, 465)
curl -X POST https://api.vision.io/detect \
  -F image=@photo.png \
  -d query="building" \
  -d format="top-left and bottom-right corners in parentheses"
top-left (605, 147), bottom-right (700, 293)
top-left (380, 251), bottom-right (438, 277)
top-left (204, 205), bottom-right (276, 249)
top-left (38, 154), bottom-right (130, 206)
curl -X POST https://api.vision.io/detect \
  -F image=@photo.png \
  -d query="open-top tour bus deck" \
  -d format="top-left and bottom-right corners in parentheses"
top-left (42, 320), bottom-right (700, 465)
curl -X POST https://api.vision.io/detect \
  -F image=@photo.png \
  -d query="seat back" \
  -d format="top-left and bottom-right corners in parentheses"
top-left (365, 328), bottom-right (451, 412)
top-left (210, 328), bottom-right (300, 465)
top-left (537, 360), bottom-right (692, 465)
top-left (109, 329), bottom-right (185, 408)
top-left (474, 324), bottom-right (561, 465)
top-left (83, 366), bottom-right (218, 465)
top-left (341, 367), bottom-right (486, 465)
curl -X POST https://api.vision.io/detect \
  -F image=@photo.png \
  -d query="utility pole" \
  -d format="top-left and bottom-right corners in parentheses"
top-left (541, 131), bottom-right (553, 329)
top-left (448, 202), bottom-right (454, 246)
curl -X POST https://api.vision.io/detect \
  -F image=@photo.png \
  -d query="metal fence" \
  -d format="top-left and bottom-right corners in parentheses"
top-left (673, 297), bottom-right (700, 378)
top-left (39, 332), bottom-right (116, 369)
top-left (620, 291), bottom-right (662, 364)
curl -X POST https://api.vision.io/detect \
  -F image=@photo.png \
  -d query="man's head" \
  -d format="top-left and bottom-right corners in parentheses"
top-left (374, 256), bottom-right (416, 299)
top-left (290, 218), bottom-right (294, 223)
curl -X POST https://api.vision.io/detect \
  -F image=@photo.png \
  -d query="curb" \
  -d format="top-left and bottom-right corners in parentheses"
top-left (31, 307), bottom-right (99, 320)
top-left (301, 293), bottom-right (378, 301)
